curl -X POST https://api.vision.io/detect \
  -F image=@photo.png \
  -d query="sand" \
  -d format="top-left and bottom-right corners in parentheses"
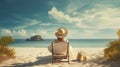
top-left (0, 47), bottom-right (120, 67)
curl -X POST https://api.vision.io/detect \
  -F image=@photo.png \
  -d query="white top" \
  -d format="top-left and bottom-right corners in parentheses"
top-left (48, 39), bottom-right (73, 55)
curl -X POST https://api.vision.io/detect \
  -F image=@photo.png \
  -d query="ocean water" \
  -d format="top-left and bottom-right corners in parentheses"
top-left (10, 39), bottom-right (116, 48)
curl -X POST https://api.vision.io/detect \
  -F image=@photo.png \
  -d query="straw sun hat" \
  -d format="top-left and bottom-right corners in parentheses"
top-left (55, 27), bottom-right (68, 38)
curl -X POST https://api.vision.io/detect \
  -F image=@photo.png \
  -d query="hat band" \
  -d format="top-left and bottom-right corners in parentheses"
top-left (57, 36), bottom-right (63, 38)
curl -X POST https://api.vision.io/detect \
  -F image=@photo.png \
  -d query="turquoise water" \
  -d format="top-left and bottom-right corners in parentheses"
top-left (10, 39), bottom-right (116, 48)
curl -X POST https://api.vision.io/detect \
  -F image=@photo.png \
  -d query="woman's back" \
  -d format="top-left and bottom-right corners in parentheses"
top-left (52, 39), bottom-right (68, 55)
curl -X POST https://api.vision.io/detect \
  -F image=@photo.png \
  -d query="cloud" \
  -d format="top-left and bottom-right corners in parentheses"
top-left (40, 23), bottom-right (51, 26)
top-left (0, 29), bottom-right (12, 36)
top-left (80, 8), bottom-right (120, 30)
top-left (67, 28), bottom-right (99, 39)
top-left (49, 7), bottom-right (120, 30)
top-left (38, 30), bottom-right (48, 36)
top-left (65, 0), bottom-right (86, 14)
top-left (0, 28), bottom-right (54, 39)
top-left (48, 7), bottom-right (93, 28)
top-left (31, 30), bottom-right (48, 36)
top-left (73, 12), bottom-right (79, 15)
top-left (0, 29), bottom-right (28, 39)
top-left (48, 7), bottom-right (82, 23)
top-left (15, 19), bottom-right (40, 29)
top-left (29, 30), bottom-right (52, 39)
top-left (48, 7), bottom-right (72, 23)
top-left (48, 6), bottom-right (120, 39)
top-left (13, 29), bottom-right (27, 37)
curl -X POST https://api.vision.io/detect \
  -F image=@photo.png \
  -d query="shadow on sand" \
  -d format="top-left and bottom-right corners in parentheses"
top-left (3, 55), bottom-right (120, 67)
top-left (88, 56), bottom-right (120, 67)
top-left (4, 55), bottom-right (52, 67)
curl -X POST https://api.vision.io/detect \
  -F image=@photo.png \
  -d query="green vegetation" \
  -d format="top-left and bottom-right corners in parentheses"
top-left (104, 40), bottom-right (120, 60)
top-left (0, 36), bottom-right (15, 63)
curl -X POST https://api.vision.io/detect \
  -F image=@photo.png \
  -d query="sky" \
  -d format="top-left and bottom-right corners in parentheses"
top-left (0, 0), bottom-right (120, 39)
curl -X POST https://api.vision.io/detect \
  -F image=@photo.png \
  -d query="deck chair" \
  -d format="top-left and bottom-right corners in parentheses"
top-left (51, 41), bottom-right (70, 64)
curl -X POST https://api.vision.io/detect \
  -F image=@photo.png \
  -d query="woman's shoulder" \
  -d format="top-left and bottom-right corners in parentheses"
top-left (52, 39), bottom-right (59, 43)
top-left (52, 39), bottom-right (69, 43)
top-left (65, 39), bottom-right (69, 42)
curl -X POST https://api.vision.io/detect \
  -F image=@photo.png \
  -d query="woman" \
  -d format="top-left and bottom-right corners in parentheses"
top-left (48, 27), bottom-right (72, 55)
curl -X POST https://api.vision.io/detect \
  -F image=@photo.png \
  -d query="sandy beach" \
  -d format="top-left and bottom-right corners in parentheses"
top-left (0, 47), bottom-right (120, 67)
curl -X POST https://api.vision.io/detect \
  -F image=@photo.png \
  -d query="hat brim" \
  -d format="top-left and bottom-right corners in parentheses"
top-left (55, 28), bottom-right (68, 38)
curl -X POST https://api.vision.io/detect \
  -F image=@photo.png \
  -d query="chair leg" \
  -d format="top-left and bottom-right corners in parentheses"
top-left (68, 59), bottom-right (70, 64)
top-left (52, 58), bottom-right (53, 64)
top-left (68, 56), bottom-right (70, 64)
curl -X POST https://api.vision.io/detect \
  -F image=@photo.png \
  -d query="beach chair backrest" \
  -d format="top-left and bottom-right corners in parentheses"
top-left (52, 41), bottom-right (68, 55)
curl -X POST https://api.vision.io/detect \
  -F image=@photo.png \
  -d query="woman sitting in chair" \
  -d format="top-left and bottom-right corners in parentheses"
top-left (48, 27), bottom-right (72, 63)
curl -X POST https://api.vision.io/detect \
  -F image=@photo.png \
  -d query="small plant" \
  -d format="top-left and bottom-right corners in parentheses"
top-left (0, 36), bottom-right (15, 63)
top-left (104, 40), bottom-right (120, 60)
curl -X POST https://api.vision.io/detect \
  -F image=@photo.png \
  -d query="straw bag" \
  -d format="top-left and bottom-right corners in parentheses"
top-left (76, 51), bottom-right (87, 61)
top-left (81, 55), bottom-right (87, 61)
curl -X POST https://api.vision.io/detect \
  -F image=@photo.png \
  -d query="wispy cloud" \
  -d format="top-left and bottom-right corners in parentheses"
top-left (40, 23), bottom-right (51, 26)
top-left (15, 19), bottom-right (40, 29)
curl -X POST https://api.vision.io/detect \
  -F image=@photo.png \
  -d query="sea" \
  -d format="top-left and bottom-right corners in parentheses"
top-left (9, 39), bottom-right (116, 48)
